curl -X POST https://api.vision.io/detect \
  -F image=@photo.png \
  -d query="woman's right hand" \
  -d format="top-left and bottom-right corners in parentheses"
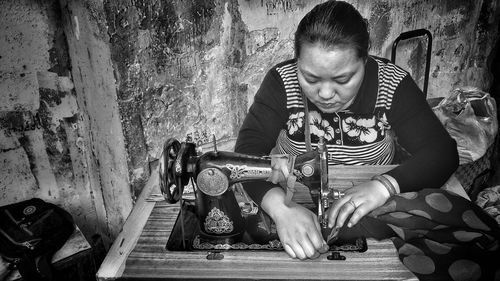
top-left (261, 187), bottom-right (329, 259)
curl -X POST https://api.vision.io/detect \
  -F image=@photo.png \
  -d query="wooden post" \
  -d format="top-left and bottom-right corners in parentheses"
top-left (58, 0), bottom-right (133, 246)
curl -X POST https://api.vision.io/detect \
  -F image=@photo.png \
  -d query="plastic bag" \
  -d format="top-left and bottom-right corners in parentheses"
top-left (432, 87), bottom-right (498, 165)
top-left (476, 185), bottom-right (500, 226)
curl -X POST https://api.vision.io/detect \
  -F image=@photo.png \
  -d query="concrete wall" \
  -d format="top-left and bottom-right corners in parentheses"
top-left (104, 0), bottom-right (250, 195)
top-left (104, 0), bottom-right (500, 197)
top-left (0, 0), bottom-right (499, 245)
top-left (0, 0), bottom-right (133, 247)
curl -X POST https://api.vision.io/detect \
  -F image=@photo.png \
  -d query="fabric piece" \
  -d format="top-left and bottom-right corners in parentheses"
top-left (362, 188), bottom-right (500, 281)
top-left (476, 185), bottom-right (500, 227)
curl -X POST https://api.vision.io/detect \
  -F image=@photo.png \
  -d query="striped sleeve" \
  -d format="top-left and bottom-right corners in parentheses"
top-left (276, 62), bottom-right (303, 109)
top-left (374, 58), bottom-right (407, 110)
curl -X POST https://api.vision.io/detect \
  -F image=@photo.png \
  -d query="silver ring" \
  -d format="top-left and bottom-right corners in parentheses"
top-left (348, 200), bottom-right (357, 209)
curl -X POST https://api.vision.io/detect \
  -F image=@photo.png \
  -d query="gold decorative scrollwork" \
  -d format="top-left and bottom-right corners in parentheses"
top-left (192, 236), bottom-right (283, 250)
top-left (204, 207), bottom-right (234, 234)
top-left (226, 164), bottom-right (248, 179)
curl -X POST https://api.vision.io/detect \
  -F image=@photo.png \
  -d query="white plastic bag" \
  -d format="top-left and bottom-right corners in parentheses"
top-left (432, 87), bottom-right (498, 165)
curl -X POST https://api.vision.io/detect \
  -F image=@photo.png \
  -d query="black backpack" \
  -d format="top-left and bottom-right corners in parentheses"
top-left (0, 198), bottom-right (75, 281)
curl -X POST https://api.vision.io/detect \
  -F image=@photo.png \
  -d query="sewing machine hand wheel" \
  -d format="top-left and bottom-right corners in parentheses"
top-left (159, 139), bottom-right (181, 203)
top-left (159, 138), bottom-right (195, 203)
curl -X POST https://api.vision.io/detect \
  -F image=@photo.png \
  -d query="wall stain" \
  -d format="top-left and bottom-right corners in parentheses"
top-left (47, 0), bottom-right (71, 76)
top-left (369, 1), bottom-right (391, 52)
top-left (101, 0), bottom-right (500, 198)
top-left (408, 40), bottom-right (426, 88)
top-left (264, 0), bottom-right (297, 15)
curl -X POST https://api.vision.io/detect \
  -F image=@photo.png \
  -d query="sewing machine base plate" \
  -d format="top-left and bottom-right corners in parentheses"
top-left (166, 201), bottom-right (367, 252)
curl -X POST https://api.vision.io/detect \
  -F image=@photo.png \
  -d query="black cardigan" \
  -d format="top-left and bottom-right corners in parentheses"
top-left (235, 57), bottom-right (459, 204)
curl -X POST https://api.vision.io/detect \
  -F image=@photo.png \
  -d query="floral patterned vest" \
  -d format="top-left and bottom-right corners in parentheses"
top-left (274, 58), bottom-right (407, 165)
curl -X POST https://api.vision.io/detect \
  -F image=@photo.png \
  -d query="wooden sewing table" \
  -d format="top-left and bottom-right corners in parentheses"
top-left (98, 165), bottom-right (467, 280)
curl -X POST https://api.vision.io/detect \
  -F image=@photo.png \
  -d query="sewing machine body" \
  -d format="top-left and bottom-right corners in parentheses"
top-left (159, 138), bottom-right (341, 243)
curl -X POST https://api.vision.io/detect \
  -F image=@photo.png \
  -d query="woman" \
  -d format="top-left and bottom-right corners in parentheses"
top-left (235, 2), bottom-right (500, 280)
top-left (236, 0), bottom-right (458, 260)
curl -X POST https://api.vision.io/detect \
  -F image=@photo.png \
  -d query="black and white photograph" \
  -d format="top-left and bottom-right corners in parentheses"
top-left (1, 1), bottom-right (499, 280)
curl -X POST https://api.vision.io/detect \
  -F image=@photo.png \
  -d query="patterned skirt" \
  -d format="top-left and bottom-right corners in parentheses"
top-left (357, 188), bottom-right (500, 281)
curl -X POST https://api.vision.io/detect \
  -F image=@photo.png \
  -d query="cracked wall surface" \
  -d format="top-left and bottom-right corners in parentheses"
top-left (0, 0), bottom-right (133, 246)
top-left (104, 0), bottom-right (249, 196)
top-left (104, 0), bottom-right (500, 198)
top-left (0, 0), bottom-right (499, 244)
top-left (0, 0), bottom-right (103, 242)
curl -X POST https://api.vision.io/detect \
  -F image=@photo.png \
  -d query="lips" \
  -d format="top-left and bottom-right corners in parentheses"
top-left (319, 103), bottom-right (336, 108)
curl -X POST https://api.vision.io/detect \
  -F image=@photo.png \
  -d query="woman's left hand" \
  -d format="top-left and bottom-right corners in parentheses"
top-left (326, 180), bottom-right (391, 229)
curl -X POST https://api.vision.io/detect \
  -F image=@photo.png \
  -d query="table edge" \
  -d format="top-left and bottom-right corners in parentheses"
top-left (96, 166), bottom-right (159, 280)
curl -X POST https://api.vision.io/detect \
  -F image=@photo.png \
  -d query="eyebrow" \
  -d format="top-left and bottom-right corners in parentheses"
top-left (300, 68), bottom-right (355, 80)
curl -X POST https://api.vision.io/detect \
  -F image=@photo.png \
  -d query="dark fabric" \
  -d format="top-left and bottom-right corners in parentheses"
top-left (361, 189), bottom-right (500, 281)
top-left (235, 56), bottom-right (458, 205)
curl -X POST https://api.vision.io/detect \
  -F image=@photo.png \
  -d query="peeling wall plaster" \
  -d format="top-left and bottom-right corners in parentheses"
top-left (0, 0), bottom-right (121, 245)
top-left (103, 0), bottom-right (499, 198)
top-left (0, 0), bottom-right (498, 244)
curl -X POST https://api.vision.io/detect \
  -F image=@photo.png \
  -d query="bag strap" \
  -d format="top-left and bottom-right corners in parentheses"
top-left (301, 92), bottom-right (312, 152)
top-left (17, 253), bottom-right (53, 281)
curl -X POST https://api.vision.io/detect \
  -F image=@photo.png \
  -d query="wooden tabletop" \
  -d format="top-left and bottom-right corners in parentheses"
top-left (98, 165), bottom-right (422, 280)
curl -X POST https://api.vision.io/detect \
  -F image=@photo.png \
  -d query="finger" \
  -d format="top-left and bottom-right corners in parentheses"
top-left (335, 200), bottom-right (356, 229)
top-left (311, 219), bottom-right (327, 246)
top-left (312, 215), bottom-right (329, 253)
top-left (308, 230), bottom-right (328, 255)
top-left (283, 244), bottom-right (296, 259)
top-left (347, 202), bottom-right (370, 228)
top-left (312, 212), bottom-right (322, 233)
top-left (290, 243), bottom-right (307, 260)
top-left (298, 239), bottom-right (319, 259)
top-left (327, 196), bottom-right (352, 228)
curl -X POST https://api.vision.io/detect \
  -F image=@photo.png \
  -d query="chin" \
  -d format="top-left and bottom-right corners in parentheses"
top-left (319, 107), bottom-right (341, 113)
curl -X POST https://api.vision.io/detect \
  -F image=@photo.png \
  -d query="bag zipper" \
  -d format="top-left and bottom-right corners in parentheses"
top-left (0, 228), bottom-right (41, 250)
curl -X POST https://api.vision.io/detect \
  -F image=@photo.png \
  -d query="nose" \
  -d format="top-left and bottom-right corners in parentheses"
top-left (317, 82), bottom-right (336, 100)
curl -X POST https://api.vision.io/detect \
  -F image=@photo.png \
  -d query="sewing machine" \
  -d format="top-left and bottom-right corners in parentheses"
top-left (158, 137), bottom-right (363, 252)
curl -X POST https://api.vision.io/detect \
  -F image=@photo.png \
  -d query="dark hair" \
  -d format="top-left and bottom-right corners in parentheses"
top-left (294, 0), bottom-right (370, 59)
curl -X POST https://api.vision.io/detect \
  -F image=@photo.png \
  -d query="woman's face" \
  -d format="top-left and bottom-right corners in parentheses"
top-left (297, 43), bottom-right (366, 113)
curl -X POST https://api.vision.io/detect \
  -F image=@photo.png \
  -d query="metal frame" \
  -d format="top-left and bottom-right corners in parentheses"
top-left (391, 29), bottom-right (433, 97)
